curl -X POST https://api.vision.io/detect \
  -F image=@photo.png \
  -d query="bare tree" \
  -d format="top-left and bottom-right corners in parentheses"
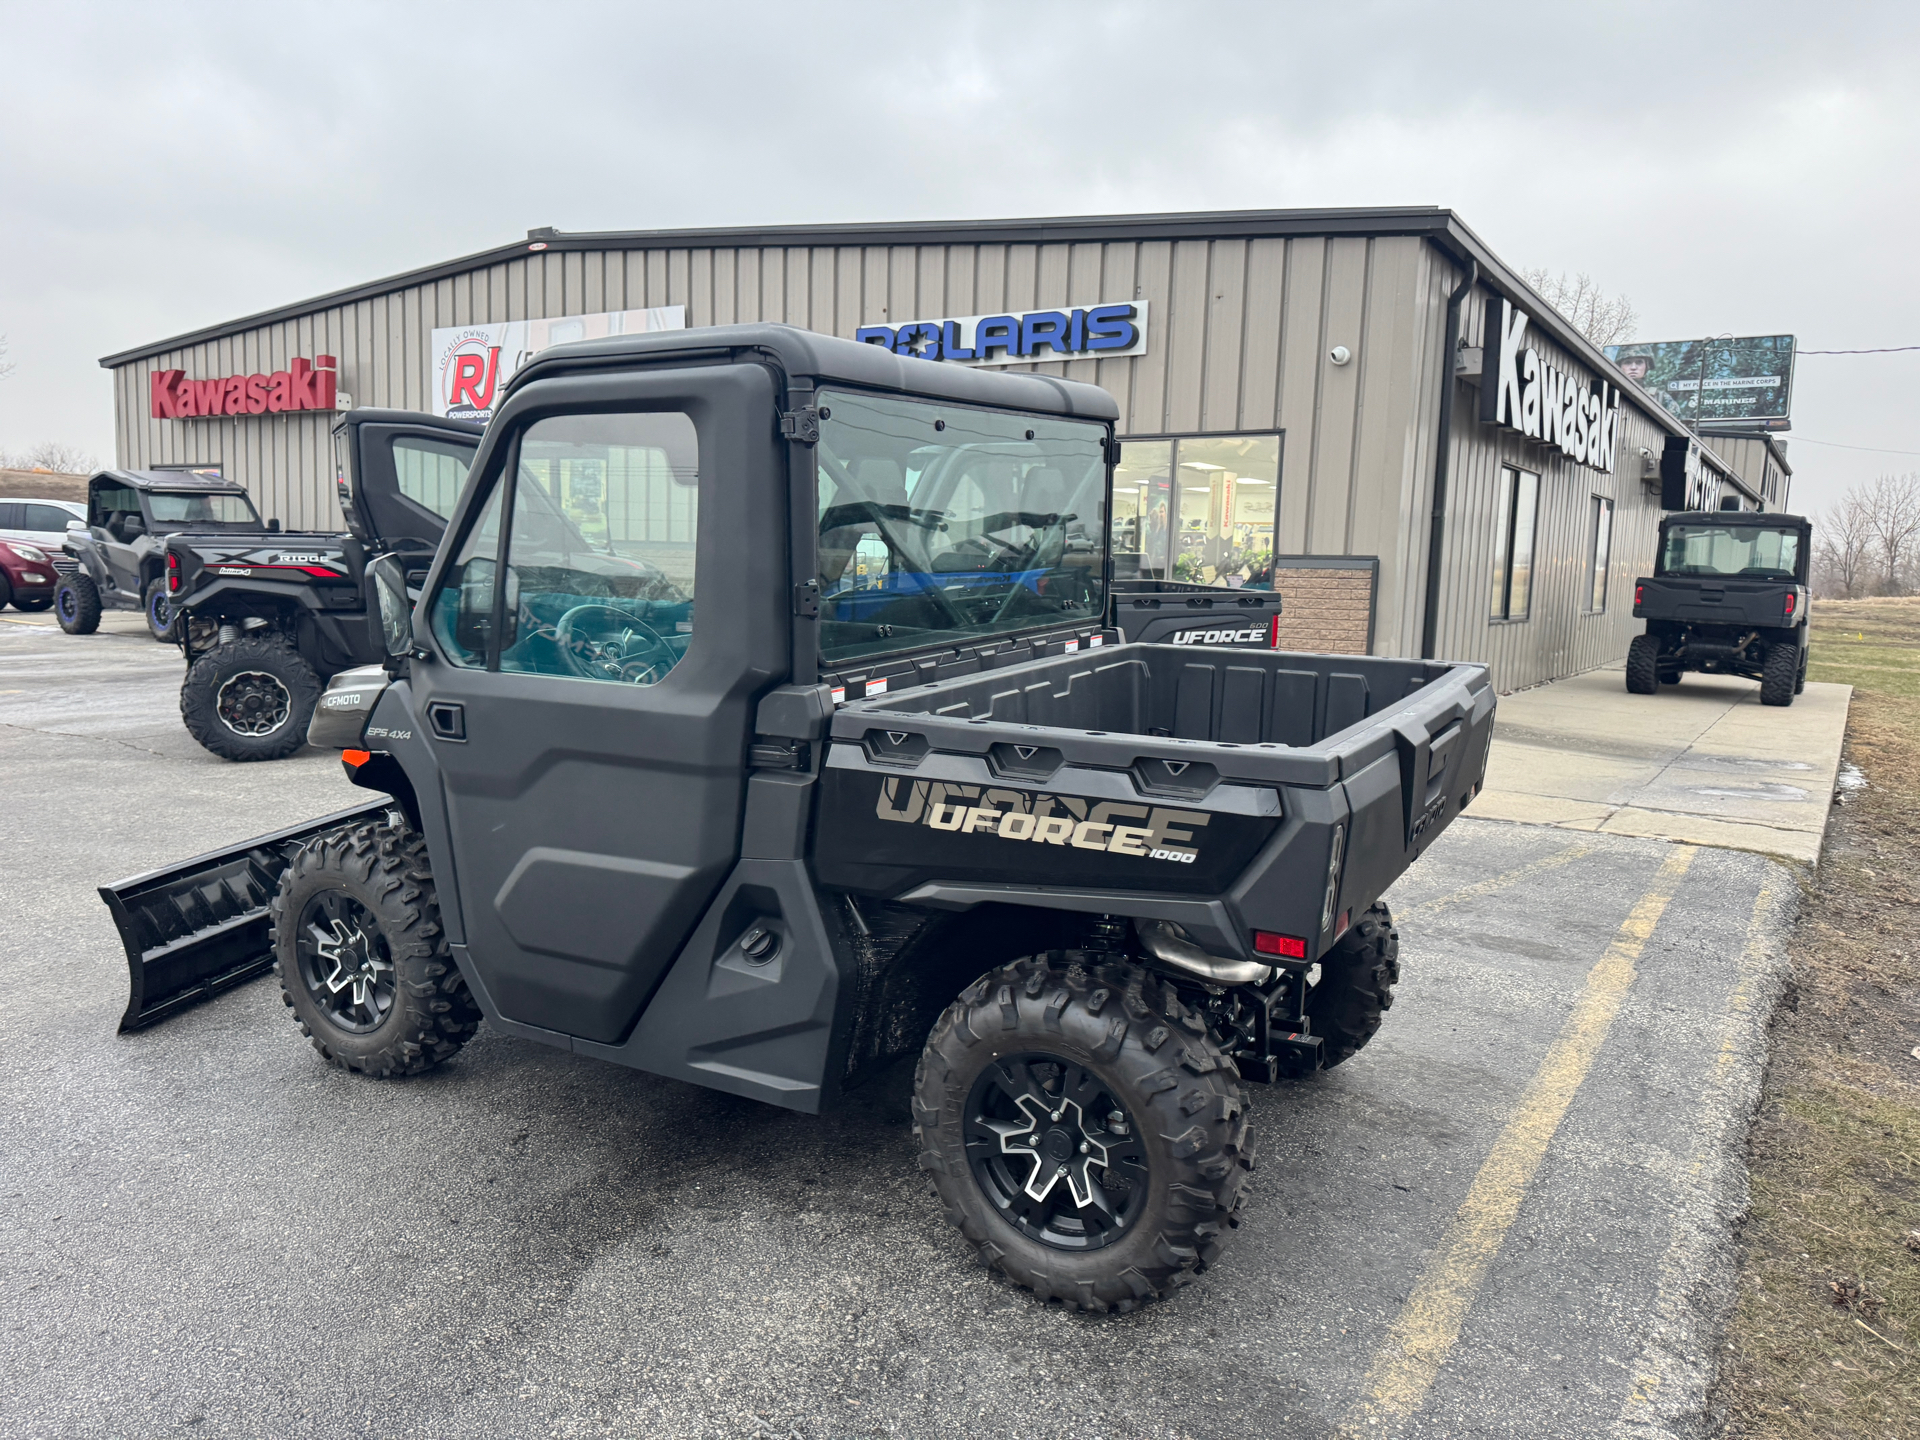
top-left (1865, 472), bottom-right (1920, 595)
top-left (1813, 489), bottom-right (1876, 597)
top-left (1519, 268), bottom-right (1640, 348)
top-left (0, 334), bottom-right (15, 383)
top-left (0, 441), bottom-right (98, 474)
top-left (1813, 474), bottom-right (1919, 598)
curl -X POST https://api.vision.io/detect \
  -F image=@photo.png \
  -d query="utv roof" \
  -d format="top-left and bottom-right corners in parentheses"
top-left (1663, 511), bottom-right (1810, 528)
top-left (502, 323), bottom-right (1122, 424)
top-left (92, 469), bottom-right (254, 495)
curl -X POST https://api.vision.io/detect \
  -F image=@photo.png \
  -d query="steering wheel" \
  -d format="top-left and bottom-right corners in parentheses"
top-left (553, 603), bottom-right (678, 685)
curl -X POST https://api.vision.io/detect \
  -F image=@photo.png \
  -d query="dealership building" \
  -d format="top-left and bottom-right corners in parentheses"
top-left (99, 207), bottom-right (1788, 692)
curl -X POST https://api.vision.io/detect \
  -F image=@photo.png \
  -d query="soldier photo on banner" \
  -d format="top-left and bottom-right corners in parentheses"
top-left (1604, 335), bottom-right (1797, 428)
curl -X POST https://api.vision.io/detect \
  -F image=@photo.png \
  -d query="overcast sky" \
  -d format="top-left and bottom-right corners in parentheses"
top-left (1, 0), bottom-right (1914, 513)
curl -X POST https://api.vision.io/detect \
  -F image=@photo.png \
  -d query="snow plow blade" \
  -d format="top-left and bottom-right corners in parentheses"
top-left (102, 801), bottom-right (391, 1032)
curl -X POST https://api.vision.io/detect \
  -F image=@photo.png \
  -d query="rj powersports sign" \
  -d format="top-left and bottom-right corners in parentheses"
top-left (429, 307), bottom-right (685, 422)
top-left (854, 303), bottom-right (1148, 366)
top-left (1603, 335), bottom-right (1796, 429)
top-left (1479, 298), bottom-right (1622, 474)
top-left (149, 356), bottom-right (337, 419)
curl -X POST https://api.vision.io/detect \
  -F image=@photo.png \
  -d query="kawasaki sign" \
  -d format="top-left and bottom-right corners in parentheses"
top-left (1478, 297), bottom-right (1622, 474)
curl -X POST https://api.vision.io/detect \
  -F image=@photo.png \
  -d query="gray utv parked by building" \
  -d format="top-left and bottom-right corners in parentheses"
top-left (55, 469), bottom-right (265, 642)
top-left (162, 411), bottom-right (482, 760)
top-left (1627, 509), bottom-right (1812, 706)
top-left (101, 325), bottom-right (1494, 1311)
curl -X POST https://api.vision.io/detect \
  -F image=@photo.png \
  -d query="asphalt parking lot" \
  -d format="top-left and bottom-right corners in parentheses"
top-left (0, 619), bottom-right (1800, 1438)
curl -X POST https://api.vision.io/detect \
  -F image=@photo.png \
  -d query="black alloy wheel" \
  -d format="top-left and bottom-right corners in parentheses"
top-left (144, 578), bottom-right (178, 642)
top-left (963, 1052), bottom-right (1148, 1251)
top-left (215, 669), bottom-right (292, 737)
top-left (293, 890), bottom-right (395, 1034)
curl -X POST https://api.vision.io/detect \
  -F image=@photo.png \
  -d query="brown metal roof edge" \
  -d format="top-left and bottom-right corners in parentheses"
top-left (98, 206), bottom-right (1458, 368)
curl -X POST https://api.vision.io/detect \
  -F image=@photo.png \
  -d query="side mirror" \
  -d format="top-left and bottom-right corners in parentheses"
top-left (369, 554), bottom-right (415, 658)
top-left (66, 519), bottom-right (86, 533)
top-left (267, 517), bottom-right (282, 532)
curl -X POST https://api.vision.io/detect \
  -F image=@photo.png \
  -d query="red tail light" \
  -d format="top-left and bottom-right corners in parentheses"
top-left (1634, 583), bottom-right (1644, 606)
top-left (166, 551), bottom-right (182, 593)
top-left (1269, 612), bottom-right (1281, 648)
top-left (1783, 592), bottom-right (1796, 617)
top-left (1253, 931), bottom-right (1307, 959)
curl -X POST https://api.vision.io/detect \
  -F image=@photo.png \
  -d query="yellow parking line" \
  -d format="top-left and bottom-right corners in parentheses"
top-left (1402, 841), bottom-right (1594, 918)
top-left (1346, 844), bottom-right (1698, 1431)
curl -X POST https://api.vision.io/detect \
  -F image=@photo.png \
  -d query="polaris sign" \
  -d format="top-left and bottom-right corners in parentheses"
top-left (1478, 296), bottom-right (1622, 475)
top-left (855, 303), bottom-right (1148, 366)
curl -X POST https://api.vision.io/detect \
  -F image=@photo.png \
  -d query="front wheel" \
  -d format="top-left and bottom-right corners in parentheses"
top-left (143, 578), bottom-right (180, 643)
top-left (270, 821), bottom-right (482, 1077)
top-left (914, 953), bottom-right (1255, 1312)
top-left (13, 596), bottom-right (52, 612)
top-left (54, 572), bottom-right (101, 634)
top-left (1760, 641), bottom-right (1797, 706)
top-left (180, 635), bottom-right (321, 761)
top-left (1625, 634), bottom-right (1659, 694)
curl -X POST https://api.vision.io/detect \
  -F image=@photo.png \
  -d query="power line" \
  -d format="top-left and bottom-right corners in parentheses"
top-left (1789, 437), bottom-right (1920, 455)
top-left (1797, 346), bottom-right (1919, 354)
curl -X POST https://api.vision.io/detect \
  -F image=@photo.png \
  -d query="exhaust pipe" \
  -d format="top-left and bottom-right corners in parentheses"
top-left (1135, 919), bottom-right (1272, 987)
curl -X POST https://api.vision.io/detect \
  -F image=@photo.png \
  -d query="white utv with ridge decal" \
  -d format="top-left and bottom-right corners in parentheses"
top-left (100, 325), bottom-right (1494, 1312)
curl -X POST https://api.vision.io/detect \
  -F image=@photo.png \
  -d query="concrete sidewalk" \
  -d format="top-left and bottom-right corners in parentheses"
top-left (1470, 663), bottom-right (1852, 865)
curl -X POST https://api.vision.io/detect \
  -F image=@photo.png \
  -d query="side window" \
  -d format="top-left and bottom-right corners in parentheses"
top-left (497, 411), bottom-right (698, 685)
top-left (391, 436), bottom-right (472, 519)
top-left (25, 504), bottom-right (75, 532)
top-left (429, 485), bottom-right (503, 668)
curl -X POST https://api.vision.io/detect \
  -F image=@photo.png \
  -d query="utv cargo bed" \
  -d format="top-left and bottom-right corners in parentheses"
top-left (815, 642), bottom-right (1493, 960)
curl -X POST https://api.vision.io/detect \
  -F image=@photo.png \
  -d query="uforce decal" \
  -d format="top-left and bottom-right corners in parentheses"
top-left (874, 778), bottom-right (1208, 863)
top-left (1171, 625), bottom-right (1269, 646)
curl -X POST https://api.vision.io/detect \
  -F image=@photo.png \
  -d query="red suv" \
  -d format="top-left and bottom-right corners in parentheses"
top-left (0, 538), bottom-right (60, 611)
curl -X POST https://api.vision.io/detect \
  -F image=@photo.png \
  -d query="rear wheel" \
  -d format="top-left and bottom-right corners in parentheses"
top-left (1625, 634), bottom-right (1659, 694)
top-left (914, 953), bottom-right (1255, 1312)
top-left (143, 578), bottom-right (180, 642)
top-left (0, 573), bottom-right (11, 610)
top-left (1760, 641), bottom-right (1797, 706)
top-left (54, 572), bottom-right (101, 634)
top-left (13, 596), bottom-right (52, 612)
top-left (180, 634), bottom-right (320, 761)
top-left (1306, 903), bottom-right (1401, 1068)
top-left (271, 821), bottom-right (481, 1077)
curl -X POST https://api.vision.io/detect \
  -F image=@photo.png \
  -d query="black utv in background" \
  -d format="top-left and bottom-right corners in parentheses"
top-left (102, 325), bottom-right (1493, 1312)
top-left (55, 470), bottom-right (267, 642)
top-left (164, 411), bottom-right (481, 760)
top-left (1627, 510), bottom-right (1812, 706)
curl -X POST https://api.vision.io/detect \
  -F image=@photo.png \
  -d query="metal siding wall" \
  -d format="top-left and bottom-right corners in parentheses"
top-left (108, 231), bottom-right (1656, 683)
top-left (1430, 278), bottom-right (1670, 690)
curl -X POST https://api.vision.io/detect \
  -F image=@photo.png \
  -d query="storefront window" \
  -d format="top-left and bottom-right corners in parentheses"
top-left (1587, 496), bottom-right (1614, 613)
top-left (1490, 465), bottom-right (1539, 622)
top-left (1110, 433), bottom-right (1280, 587)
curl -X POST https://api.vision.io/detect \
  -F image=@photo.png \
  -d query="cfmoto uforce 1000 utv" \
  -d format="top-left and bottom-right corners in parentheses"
top-left (103, 325), bottom-right (1493, 1310)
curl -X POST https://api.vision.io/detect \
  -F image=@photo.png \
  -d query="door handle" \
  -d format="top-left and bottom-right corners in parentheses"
top-left (427, 701), bottom-right (466, 742)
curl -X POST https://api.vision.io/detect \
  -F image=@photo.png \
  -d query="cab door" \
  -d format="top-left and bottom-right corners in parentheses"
top-left (411, 363), bottom-right (787, 1044)
top-left (342, 413), bottom-right (483, 589)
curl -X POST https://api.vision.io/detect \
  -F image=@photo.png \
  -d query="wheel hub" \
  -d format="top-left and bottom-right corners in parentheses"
top-left (295, 893), bottom-right (394, 1033)
top-left (963, 1052), bottom-right (1147, 1250)
top-left (214, 669), bottom-right (291, 736)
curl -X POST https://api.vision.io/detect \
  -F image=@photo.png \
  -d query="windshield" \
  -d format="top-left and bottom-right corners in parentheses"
top-left (815, 390), bottom-right (1108, 666)
top-left (1659, 524), bottom-right (1801, 580)
top-left (146, 492), bottom-right (261, 527)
